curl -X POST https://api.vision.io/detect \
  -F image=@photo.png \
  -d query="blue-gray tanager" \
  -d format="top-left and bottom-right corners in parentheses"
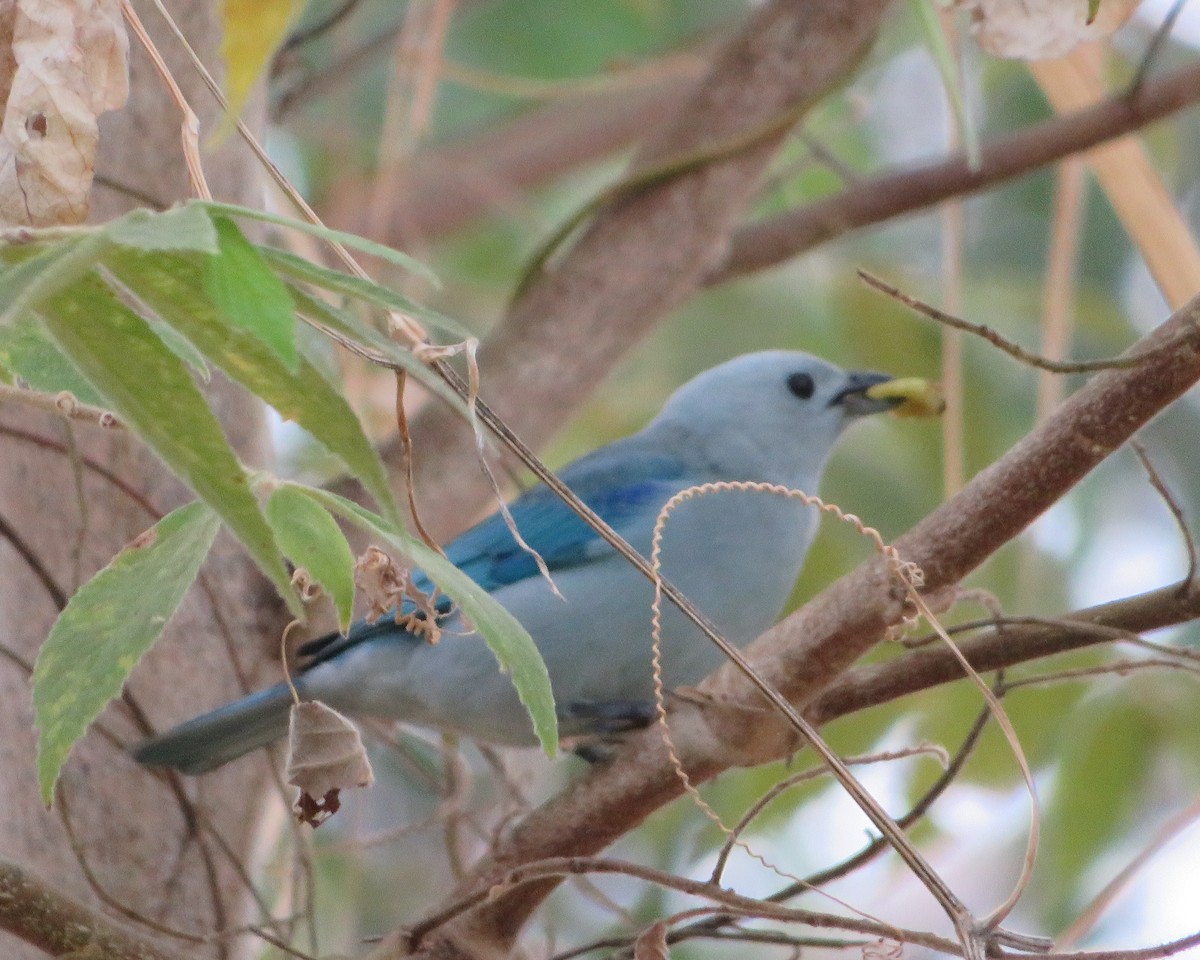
top-left (134, 352), bottom-right (903, 773)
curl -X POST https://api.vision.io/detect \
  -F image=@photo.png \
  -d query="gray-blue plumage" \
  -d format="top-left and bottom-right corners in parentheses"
top-left (133, 351), bottom-right (899, 773)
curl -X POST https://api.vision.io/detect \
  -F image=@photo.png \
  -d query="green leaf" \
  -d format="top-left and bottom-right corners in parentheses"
top-left (0, 233), bottom-right (112, 327)
top-left (104, 248), bottom-right (402, 527)
top-left (105, 205), bottom-right (220, 253)
top-left (1041, 696), bottom-right (1154, 921)
top-left (37, 273), bottom-right (301, 616)
top-left (197, 200), bottom-right (440, 287)
top-left (285, 283), bottom-right (467, 415)
top-left (141, 312), bottom-right (212, 380)
top-left (203, 217), bottom-right (298, 370)
top-left (33, 502), bottom-right (221, 804)
top-left (262, 245), bottom-right (467, 336)
top-left (303, 487), bottom-right (559, 756)
top-left (910, 0), bottom-right (980, 169)
top-left (1086, 0), bottom-right (1102, 23)
top-left (0, 315), bottom-right (104, 405)
top-left (267, 484), bottom-right (356, 633)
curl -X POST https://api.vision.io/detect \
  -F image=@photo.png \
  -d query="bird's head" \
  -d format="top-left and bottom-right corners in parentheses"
top-left (650, 351), bottom-right (906, 486)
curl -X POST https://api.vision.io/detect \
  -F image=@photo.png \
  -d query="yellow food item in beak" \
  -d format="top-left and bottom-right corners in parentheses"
top-left (866, 377), bottom-right (946, 418)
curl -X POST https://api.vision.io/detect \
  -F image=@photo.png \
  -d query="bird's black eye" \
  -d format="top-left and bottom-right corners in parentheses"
top-left (787, 372), bottom-right (815, 400)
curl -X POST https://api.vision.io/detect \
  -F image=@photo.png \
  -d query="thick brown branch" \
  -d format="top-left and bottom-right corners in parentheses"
top-left (809, 580), bottom-right (1200, 726)
top-left (0, 857), bottom-right (184, 960)
top-left (323, 70), bottom-right (700, 246)
top-left (715, 59), bottom-right (1200, 282)
top-left (393, 290), bottom-right (1200, 958)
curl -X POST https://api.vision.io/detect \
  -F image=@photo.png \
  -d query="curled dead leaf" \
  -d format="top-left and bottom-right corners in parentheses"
top-left (959, 0), bottom-right (1142, 60)
top-left (286, 700), bottom-right (374, 828)
top-left (354, 545), bottom-right (408, 622)
top-left (0, 0), bottom-right (129, 226)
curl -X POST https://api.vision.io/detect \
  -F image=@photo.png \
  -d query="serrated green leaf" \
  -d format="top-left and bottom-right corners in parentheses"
top-left (286, 283), bottom-right (467, 416)
top-left (0, 233), bottom-right (112, 327)
top-left (203, 217), bottom-right (298, 370)
top-left (262, 245), bottom-right (466, 336)
top-left (910, 0), bottom-right (980, 169)
top-left (267, 484), bottom-right (356, 633)
top-left (105, 205), bottom-right (220, 253)
top-left (197, 200), bottom-right (440, 287)
top-left (0, 315), bottom-right (105, 404)
top-left (302, 487), bottom-right (558, 757)
top-left (33, 501), bottom-right (221, 804)
top-left (37, 273), bottom-right (301, 617)
top-left (104, 248), bottom-right (402, 527)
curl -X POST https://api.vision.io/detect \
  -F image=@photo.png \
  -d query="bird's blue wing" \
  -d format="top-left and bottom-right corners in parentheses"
top-left (430, 448), bottom-right (687, 593)
top-left (299, 446), bottom-right (687, 666)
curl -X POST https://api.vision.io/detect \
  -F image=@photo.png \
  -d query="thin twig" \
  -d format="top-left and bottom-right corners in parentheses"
top-left (280, 0), bottom-right (365, 54)
top-left (405, 855), bottom-right (964, 957)
top-left (708, 743), bottom-right (948, 887)
top-left (119, 0), bottom-right (211, 200)
top-left (1128, 0), bottom-right (1189, 96)
top-left (665, 700), bottom-right (995, 953)
top-left (858, 270), bottom-right (1173, 374)
top-left (1131, 439), bottom-right (1198, 589)
top-left (0, 383), bottom-right (121, 427)
top-left (0, 508), bottom-right (67, 608)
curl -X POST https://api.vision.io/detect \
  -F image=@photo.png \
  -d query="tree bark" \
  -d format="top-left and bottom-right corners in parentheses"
top-left (0, 4), bottom-right (281, 959)
top-left (391, 0), bottom-right (894, 541)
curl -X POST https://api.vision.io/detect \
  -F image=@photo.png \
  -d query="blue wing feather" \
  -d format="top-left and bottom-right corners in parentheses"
top-left (427, 449), bottom-right (686, 593)
top-left (299, 446), bottom-right (687, 666)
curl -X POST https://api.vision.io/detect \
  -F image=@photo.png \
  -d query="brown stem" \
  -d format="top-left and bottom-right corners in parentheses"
top-left (715, 59), bottom-right (1200, 282)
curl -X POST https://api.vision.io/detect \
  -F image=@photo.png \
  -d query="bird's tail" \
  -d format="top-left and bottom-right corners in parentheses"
top-left (132, 682), bottom-right (298, 775)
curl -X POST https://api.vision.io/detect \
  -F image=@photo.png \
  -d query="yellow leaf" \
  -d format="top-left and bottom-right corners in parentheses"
top-left (218, 0), bottom-right (303, 138)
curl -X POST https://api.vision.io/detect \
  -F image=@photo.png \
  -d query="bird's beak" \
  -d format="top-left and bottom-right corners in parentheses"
top-left (829, 371), bottom-right (901, 416)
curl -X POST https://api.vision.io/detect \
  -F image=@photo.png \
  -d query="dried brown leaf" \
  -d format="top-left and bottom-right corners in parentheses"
top-left (961, 0), bottom-right (1141, 60)
top-left (286, 700), bottom-right (374, 827)
top-left (354, 544), bottom-right (408, 622)
top-left (0, 0), bottom-right (129, 225)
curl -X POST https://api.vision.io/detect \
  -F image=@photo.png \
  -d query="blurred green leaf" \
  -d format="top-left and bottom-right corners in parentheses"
top-left (198, 201), bottom-right (440, 287)
top-left (286, 283), bottom-right (467, 413)
top-left (104, 248), bottom-right (402, 527)
top-left (302, 487), bottom-right (559, 757)
top-left (0, 316), bottom-right (104, 404)
top-left (267, 484), bottom-right (356, 633)
top-left (262, 245), bottom-right (466, 336)
top-left (1041, 695), bottom-right (1155, 921)
top-left (0, 234), bottom-right (111, 327)
top-left (203, 217), bottom-right (298, 370)
top-left (106, 205), bottom-right (220, 252)
top-left (37, 273), bottom-right (301, 616)
top-left (33, 501), bottom-right (221, 804)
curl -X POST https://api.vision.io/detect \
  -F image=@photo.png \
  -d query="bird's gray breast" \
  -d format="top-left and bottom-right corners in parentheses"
top-left (308, 487), bottom-right (818, 746)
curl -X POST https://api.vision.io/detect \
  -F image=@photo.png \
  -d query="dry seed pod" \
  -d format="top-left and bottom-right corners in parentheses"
top-left (286, 700), bottom-right (374, 827)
